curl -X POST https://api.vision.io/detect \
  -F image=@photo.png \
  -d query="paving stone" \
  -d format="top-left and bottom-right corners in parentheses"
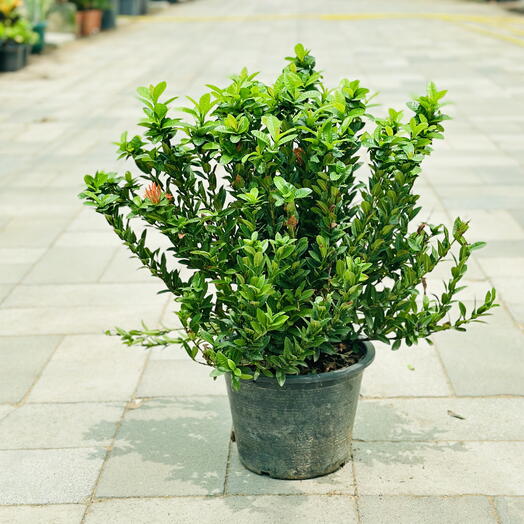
top-left (473, 240), bottom-right (524, 258)
top-left (477, 257), bottom-right (524, 278)
top-left (2, 283), bottom-right (168, 308)
top-left (137, 360), bottom-right (225, 397)
top-left (28, 335), bottom-right (147, 402)
top-left (226, 446), bottom-right (354, 495)
top-left (0, 448), bottom-right (104, 504)
top-left (100, 249), bottom-right (154, 283)
top-left (445, 210), bottom-right (524, 241)
top-left (0, 304), bottom-right (164, 336)
top-left (0, 336), bottom-right (61, 403)
top-left (0, 402), bottom-right (124, 449)
top-left (0, 504), bottom-right (85, 524)
top-left (23, 247), bottom-right (116, 284)
top-left (0, 285), bottom-right (13, 304)
top-left (0, 406), bottom-right (13, 422)
top-left (354, 398), bottom-right (524, 442)
top-left (96, 397), bottom-right (231, 497)
top-left (85, 495), bottom-right (358, 524)
top-left (360, 341), bottom-right (452, 398)
top-left (54, 231), bottom-right (122, 248)
top-left (0, 248), bottom-right (45, 264)
top-left (0, 264), bottom-right (32, 284)
top-left (435, 325), bottom-right (524, 395)
top-left (354, 441), bottom-right (524, 495)
top-left (496, 497), bottom-right (524, 524)
top-left (0, 218), bottom-right (67, 247)
top-left (490, 278), bottom-right (524, 305)
top-left (359, 495), bottom-right (498, 524)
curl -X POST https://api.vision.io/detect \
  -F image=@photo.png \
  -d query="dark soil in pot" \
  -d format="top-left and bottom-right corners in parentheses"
top-left (225, 341), bottom-right (375, 480)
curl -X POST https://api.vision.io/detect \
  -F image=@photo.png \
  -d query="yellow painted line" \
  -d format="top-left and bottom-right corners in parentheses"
top-left (121, 11), bottom-right (524, 47)
top-left (454, 21), bottom-right (524, 46)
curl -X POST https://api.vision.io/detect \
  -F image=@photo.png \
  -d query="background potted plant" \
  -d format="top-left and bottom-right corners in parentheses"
top-left (0, 0), bottom-right (37, 71)
top-left (79, 44), bottom-right (497, 480)
top-left (72, 0), bottom-right (102, 36)
top-left (100, 0), bottom-right (115, 31)
top-left (22, 0), bottom-right (53, 53)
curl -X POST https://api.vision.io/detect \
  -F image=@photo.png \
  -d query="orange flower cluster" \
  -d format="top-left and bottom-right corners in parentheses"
top-left (144, 183), bottom-right (172, 204)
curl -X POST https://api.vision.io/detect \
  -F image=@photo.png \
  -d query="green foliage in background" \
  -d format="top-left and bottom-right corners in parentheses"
top-left (79, 44), bottom-right (497, 388)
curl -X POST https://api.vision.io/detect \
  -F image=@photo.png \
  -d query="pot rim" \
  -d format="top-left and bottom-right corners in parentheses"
top-left (248, 340), bottom-right (375, 385)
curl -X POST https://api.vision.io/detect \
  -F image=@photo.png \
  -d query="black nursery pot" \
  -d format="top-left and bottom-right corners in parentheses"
top-left (0, 43), bottom-right (25, 72)
top-left (101, 8), bottom-right (116, 30)
top-left (225, 341), bottom-right (375, 480)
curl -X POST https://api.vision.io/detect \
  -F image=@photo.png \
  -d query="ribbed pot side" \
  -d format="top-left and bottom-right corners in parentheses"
top-left (225, 341), bottom-right (375, 480)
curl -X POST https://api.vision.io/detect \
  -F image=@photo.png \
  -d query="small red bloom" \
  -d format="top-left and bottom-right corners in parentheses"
top-left (145, 183), bottom-right (172, 204)
top-left (144, 183), bottom-right (162, 204)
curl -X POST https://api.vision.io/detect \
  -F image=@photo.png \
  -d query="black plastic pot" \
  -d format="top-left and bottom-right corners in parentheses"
top-left (101, 8), bottom-right (116, 30)
top-left (118, 0), bottom-right (141, 15)
top-left (0, 44), bottom-right (25, 72)
top-left (32, 22), bottom-right (46, 54)
top-left (225, 341), bottom-right (375, 480)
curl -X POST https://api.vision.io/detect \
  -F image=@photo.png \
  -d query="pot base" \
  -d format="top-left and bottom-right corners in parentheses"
top-left (238, 453), bottom-right (348, 480)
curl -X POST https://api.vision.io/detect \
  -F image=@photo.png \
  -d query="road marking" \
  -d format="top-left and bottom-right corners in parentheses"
top-left (121, 11), bottom-right (524, 47)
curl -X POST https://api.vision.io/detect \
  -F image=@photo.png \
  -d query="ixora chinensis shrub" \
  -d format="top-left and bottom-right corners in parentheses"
top-left (80, 44), bottom-right (496, 479)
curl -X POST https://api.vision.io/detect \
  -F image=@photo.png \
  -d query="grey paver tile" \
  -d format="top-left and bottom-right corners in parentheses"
top-left (490, 278), bottom-right (524, 305)
top-left (0, 336), bottom-right (61, 403)
top-left (354, 398), bottom-right (524, 442)
top-left (226, 447), bottom-right (354, 495)
top-left (360, 341), bottom-right (452, 398)
top-left (0, 285), bottom-right (13, 303)
top-left (0, 218), bottom-right (67, 248)
top-left (496, 497), bottom-right (524, 524)
top-left (2, 283), bottom-right (168, 308)
top-left (505, 303), bottom-right (524, 326)
top-left (54, 231), bottom-right (122, 248)
top-left (99, 249), bottom-right (155, 283)
top-left (477, 257), bottom-right (524, 278)
top-left (435, 326), bottom-right (524, 395)
top-left (445, 210), bottom-right (524, 241)
top-left (23, 247), bottom-right (116, 284)
top-left (0, 504), bottom-right (85, 524)
top-left (0, 448), bottom-right (104, 504)
top-left (0, 304), bottom-right (163, 336)
top-left (0, 264), bottom-right (32, 284)
top-left (0, 406), bottom-right (13, 422)
top-left (359, 495), bottom-right (498, 524)
top-left (137, 360), bottom-right (224, 397)
top-left (474, 240), bottom-right (524, 258)
top-left (0, 248), bottom-right (45, 264)
top-left (85, 495), bottom-right (358, 524)
top-left (354, 441), bottom-right (524, 495)
top-left (28, 335), bottom-right (147, 402)
top-left (0, 402), bottom-right (124, 449)
top-left (96, 397), bottom-right (230, 497)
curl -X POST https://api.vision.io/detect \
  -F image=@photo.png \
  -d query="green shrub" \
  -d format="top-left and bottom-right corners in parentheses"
top-left (80, 44), bottom-right (497, 388)
top-left (0, 16), bottom-right (37, 45)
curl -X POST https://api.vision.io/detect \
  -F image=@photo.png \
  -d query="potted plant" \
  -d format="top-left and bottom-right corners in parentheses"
top-left (79, 45), bottom-right (497, 480)
top-left (22, 0), bottom-right (53, 53)
top-left (0, 1), bottom-right (37, 71)
top-left (72, 0), bottom-right (102, 36)
top-left (100, 0), bottom-right (115, 31)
